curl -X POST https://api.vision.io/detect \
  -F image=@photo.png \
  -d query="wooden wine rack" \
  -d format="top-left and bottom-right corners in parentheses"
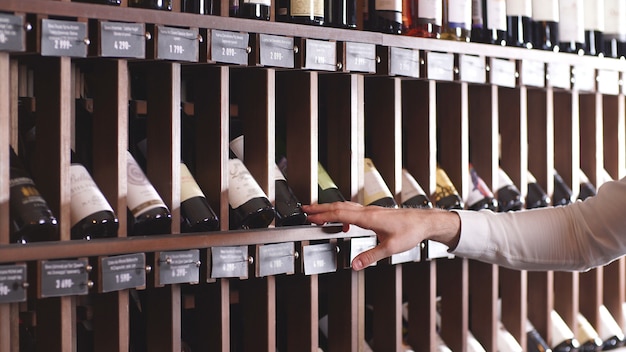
top-left (0, 1), bottom-right (625, 351)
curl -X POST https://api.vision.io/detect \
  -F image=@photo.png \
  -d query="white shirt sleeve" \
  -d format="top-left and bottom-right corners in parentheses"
top-left (450, 177), bottom-right (626, 272)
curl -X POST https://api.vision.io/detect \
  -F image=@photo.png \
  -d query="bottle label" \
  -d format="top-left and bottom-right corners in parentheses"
top-left (487, 0), bottom-right (507, 31)
top-left (532, 0), bottom-right (559, 21)
top-left (466, 166), bottom-right (494, 207)
top-left (576, 313), bottom-right (600, 341)
top-left (70, 164), bottom-right (114, 227)
top-left (599, 305), bottom-right (625, 340)
top-left (229, 135), bottom-right (245, 161)
top-left (604, 0), bottom-right (626, 38)
top-left (559, 0), bottom-right (585, 43)
top-left (290, 0), bottom-right (324, 17)
top-left (126, 152), bottom-right (168, 217)
top-left (180, 163), bottom-right (206, 203)
top-left (448, 0), bottom-right (471, 27)
top-left (505, 0), bottom-right (531, 16)
top-left (401, 169), bottom-right (427, 203)
top-left (497, 168), bottom-right (515, 189)
top-left (10, 175), bottom-right (51, 213)
top-left (228, 159), bottom-right (268, 208)
top-left (375, 0), bottom-right (402, 12)
top-left (243, 0), bottom-right (271, 5)
top-left (434, 168), bottom-right (460, 202)
top-left (551, 310), bottom-right (576, 342)
top-left (418, 0), bottom-right (442, 25)
top-left (583, 0), bottom-right (604, 31)
top-left (318, 163), bottom-right (339, 191)
top-left (363, 158), bottom-right (394, 206)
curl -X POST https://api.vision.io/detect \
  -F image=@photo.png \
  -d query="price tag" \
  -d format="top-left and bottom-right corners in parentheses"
top-left (158, 250), bottom-right (200, 285)
top-left (211, 29), bottom-right (249, 65)
top-left (0, 13), bottom-right (25, 52)
top-left (547, 62), bottom-right (571, 89)
top-left (259, 34), bottom-right (294, 68)
top-left (598, 69), bottom-right (619, 95)
top-left (389, 47), bottom-right (419, 78)
top-left (303, 243), bottom-right (337, 275)
top-left (40, 259), bottom-right (90, 298)
top-left (100, 21), bottom-right (145, 58)
top-left (40, 19), bottom-right (88, 58)
top-left (573, 65), bottom-right (595, 92)
top-left (304, 39), bottom-right (337, 71)
top-left (459, 54), bottom-right (486, 84)
top-left (426, 51), bottom-right (454, 81)
top-left (345, 42), bottom-right (376, 73)
top-left (390, 246), bottom-right (421, 265)
top-left (490, 58), bottom-right (516, 88)
top-left (210, 246), bottom-right (249, 279)
top-left (521, 60), bottom-right (545, 88)
top-left (0, 264), bottom-right (27, 303)
top-left (100, 253), bottom-right (146, 293)
top-left (349, 237), bottom-right (377, 267)
top-left (423, 240), bottom-right (454, 260)
top-left (257, 242), bottom-right (296, 277)
top-left (157, 26), bottom-right (199, 62)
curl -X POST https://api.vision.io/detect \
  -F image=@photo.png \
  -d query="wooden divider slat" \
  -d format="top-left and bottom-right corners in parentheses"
top-left (404, 261), bottom-right (437, 352)
top-left (0, 48), bottom-right (11, 352)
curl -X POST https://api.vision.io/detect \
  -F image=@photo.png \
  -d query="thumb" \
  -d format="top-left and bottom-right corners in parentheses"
top-left (351, 246), bottom-right (387, 271)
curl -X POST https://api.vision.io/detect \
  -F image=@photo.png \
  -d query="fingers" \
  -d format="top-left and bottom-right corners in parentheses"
top-left (302, 202), bottom-right (365, 226)
top-left (351, 245), bottom-right (388, 271)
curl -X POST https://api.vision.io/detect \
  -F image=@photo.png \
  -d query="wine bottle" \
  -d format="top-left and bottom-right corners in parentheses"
top-left (403, 0), bottom-right (442, 38)
top-left (324, 0), bottom-right (357, 28)
top-left (552, 169), bottom-right (574, 206)
top-left (128, 0), bottom-right (172, 10)
top-left (495, 168), bottom-right (524, 212)
top-left (229, 135), bottom-right (307, 227)
top-left (276, 0), bottom-right (325, 26)
top-left (526, 170), bottom-right (551, 209)
top-left (526, 319), bottom-right (552, 352)
top-left (70, 150), bottom-right (119, 240)
top-left (437, 333), bottom-right (454, 352)
top-left (180, 163), bottom-right (219, 233)
top-left (365, 0), bottom-right (403, 34)
top-left (227, 158), bottom-right (276, 229)
top-left (603, 0), bottom-right (626, 58)
top-left (441, 0), bottom-right (472, 42)
top-left (598, 305), bottom-right (626, 350)
top-left (466, 164), bottom-right (498, 211)
top-left (575, 313), bottom-right (603, 352)
top-left (363, 158), bottom-right (398, 208)
top-left (578, 169), bottom-right (597, 201)
top-left (497, 321), bottom-right (524, 352)
top-left (126, 151), bottom-right (172, 236)
top-left (432, 166), bottom-right (464, 210)
top-left (182, 0), bottom-right (217, 14)
top-left (506, 0), bottom-right (533, 48)
top-left (472, 0), bottom-right (508, 45)
top-left (551, 310), bottom-right (582, 352)
top-left (532, 0), bottom-right (560, 51)
top-left (583, 0), bottom-right (605, 56)
top-left (400, 168), bottom-right (433, 209)
top-left (9, 146), bottom-right (58, 244)
top-left (74, 0), bottom-right (121, 5)
top-left (230, 0), bottom-right (271, 20)
top-left (318, 162), bottom-right (347, 204)
top-left (558, 0), bottom-right (585, 54)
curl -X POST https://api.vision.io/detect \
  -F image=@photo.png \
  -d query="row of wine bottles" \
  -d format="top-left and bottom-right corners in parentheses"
top-left (72, 0), bottom-right (626, 59)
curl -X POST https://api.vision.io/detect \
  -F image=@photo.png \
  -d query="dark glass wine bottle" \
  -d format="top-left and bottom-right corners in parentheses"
top-left (230, 0), bottom-right (271, 20)
top-left (552, 169), bottom-right (574, 206)
top-left (496, 168), bottom-right (524, 212)
top-left (526, 319), bottom-right (552, 352)
top-left (551, 309), bottom-right (582, 352)
top-left (400, 169), bottom-right (433, 209)
top-left (583, 0), bottom-right (605, 56)
top-left (466, 164), bottom-right (498, 211)
top-left (532, 0), bottom-right (560, 51)
top-left (180, 163), bottom-right (219, 233)
top-left (228, 158), bottom-right (276, 229)
top-left (472, 0), bottom-right (508, 45)
top-left (276, 0), bottom-right (325, 25)
top-left (9, 146), bottom-right (58, 244)
top-left (432, 166), bottom-right (464, 210)
top-left (365, 0), bottom-right (403, 34)
top-left (598, 305), bottom-right (626, 350)
top-left (526, 170), bottom-right (550, 209)
top-left (324, 0), bottom-right (357, 28)
top-left (182, 0), bottom-right (217, 14)
top-left (558, 0), bottom-right (585, 54)
top-left (403, 0), bottom-right (442, 38)
top-left (576, 313), bottom-right (603, 352)
top-left (74, 0), bottom-right (121, 5)
top-left (506, 0), bottom-right (533, 48)
top-left (578, 169), bottom-right (597, 201)
top-left (441, 0), bottom-right (472, 42)
top-left (126, 151), bottom-right (172, 236)
top-left (603, 0), bottom-right (626, 59)
top-left (363, 158), bottom-right (398, 208)
top-left (318, 162), bottom-right (347, 204)
top-left (128, 0), bottom-right (172, 10)
top-left (70, 150), bottom-right (119, 240)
